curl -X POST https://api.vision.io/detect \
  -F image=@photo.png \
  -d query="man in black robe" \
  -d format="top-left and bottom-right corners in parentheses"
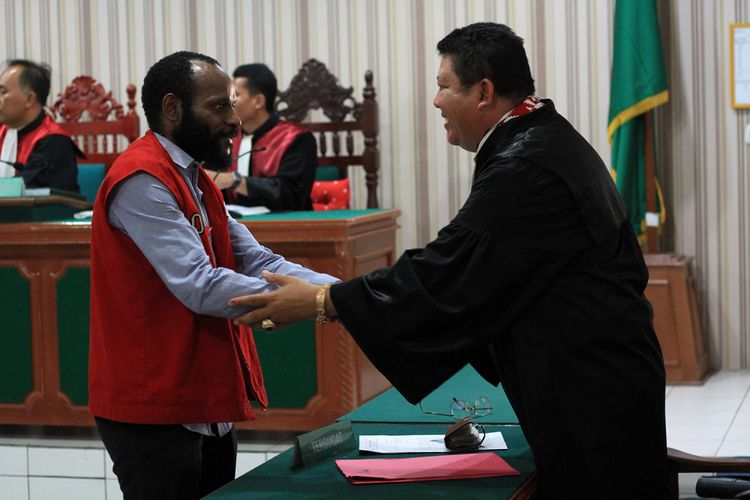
top-left (229, 22), bottom-right (668, 499)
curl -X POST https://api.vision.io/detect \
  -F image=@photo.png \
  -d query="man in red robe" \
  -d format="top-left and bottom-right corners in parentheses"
top-left (204, 63), bottom-right (317, 211)
top-left (0, 59), bottom-right (80, 191)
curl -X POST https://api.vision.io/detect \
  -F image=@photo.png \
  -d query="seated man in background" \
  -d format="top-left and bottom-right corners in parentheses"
top-left (205, 63), bottom-right (317, 211)
top-left (0, 59), bottom-right (80, 191)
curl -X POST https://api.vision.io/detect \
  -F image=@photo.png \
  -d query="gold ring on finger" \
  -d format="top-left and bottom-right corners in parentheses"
top-left (261, 319), bottom-right (276, 331)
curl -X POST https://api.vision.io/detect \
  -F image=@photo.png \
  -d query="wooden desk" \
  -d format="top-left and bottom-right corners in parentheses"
top-left (644, 253), bottom-right (710, 383)
top-left (208, 365), bottom-right (537, 499)
top-left (0, 195), bottom-right (91, 222)
top-left (0, 209), bottom-right (399, 430)
top-left (208, 423), bottom-right (537, 500)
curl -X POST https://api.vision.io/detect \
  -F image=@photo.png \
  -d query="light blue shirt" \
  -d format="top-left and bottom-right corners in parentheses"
top-left (108, 133), bottom-right (337, 435)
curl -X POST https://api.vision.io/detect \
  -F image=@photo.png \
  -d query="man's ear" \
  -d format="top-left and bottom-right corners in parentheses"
top-left (477, 79), bottom-right (495, 110)
top-left (24, 91), bottom-right (37, 109)
top-left (161, 93), bottom-right (182, 125)
top-left (255, 93), bottom-right (266, 111)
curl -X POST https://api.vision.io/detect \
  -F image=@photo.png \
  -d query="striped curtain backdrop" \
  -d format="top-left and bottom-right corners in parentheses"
top-left (2, 0), bottom-right (749, 371)
top-left (662, 1), bottom-right (750, 371)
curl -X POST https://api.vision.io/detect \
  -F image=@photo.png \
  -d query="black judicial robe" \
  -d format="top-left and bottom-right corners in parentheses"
top-left (330, 101), bottom-right (668, 499)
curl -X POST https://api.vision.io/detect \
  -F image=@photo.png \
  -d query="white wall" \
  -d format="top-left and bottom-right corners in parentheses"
top-left (2, 0), bottom-right (748, 369)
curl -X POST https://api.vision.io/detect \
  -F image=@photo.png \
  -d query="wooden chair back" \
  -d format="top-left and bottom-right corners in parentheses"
top-left (51, 76), bottom-right (140, 168)
top-left (276, 59), bottom-right (380, 208)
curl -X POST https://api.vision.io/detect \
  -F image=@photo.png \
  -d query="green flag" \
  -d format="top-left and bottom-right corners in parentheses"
top-left (608, 0), bottom-right (669, 241)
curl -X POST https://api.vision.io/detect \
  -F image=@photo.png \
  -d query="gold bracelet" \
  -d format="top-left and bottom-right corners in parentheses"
top-left (315, 284), bottom-right (331, 324)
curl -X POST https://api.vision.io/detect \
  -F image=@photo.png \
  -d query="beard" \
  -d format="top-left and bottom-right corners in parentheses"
top-left (173, 106), bottom-right (234, 168)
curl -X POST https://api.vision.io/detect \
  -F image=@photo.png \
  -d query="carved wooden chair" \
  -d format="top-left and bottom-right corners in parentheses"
top-left (51, 76), bottom-right (140, 169)
top-left (275, 59), bottom-right (380, 209)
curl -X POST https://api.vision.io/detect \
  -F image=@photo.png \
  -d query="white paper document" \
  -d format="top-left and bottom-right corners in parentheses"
top-left (226, 204), bottom-right (271, 217)
top-left (359, 432), bottom-right (508, 454)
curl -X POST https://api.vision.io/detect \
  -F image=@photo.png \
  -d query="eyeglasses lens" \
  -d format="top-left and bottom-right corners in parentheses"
top-left (450, 397), bottom-right (493, 419)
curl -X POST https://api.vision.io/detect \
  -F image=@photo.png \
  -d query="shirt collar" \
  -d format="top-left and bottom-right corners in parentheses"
top-left (17, 111), bottom-right (46, 136)
top-left (251, 114), bottom-right (279, 140)
top-left (153, 132), bottom-right (197, 171)
top-left (474, 105), bottom-right (518, 158)
top-left (474, 95), bottom-right (546, 158)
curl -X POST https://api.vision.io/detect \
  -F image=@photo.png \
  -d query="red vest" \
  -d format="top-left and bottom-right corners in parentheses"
top-left (0, 114), bottom-right (71, 168)
top-left (89, 130), bottom-right (267, 424)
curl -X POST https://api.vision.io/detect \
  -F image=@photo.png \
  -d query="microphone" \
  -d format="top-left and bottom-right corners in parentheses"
top-left (0, 158), bottom-right (23, 170)
top-left (198, 146), bottom-right (267, 171)
top-left (233, 146), bottom-right (267, 162)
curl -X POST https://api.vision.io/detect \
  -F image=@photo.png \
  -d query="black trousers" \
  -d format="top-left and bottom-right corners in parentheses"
top-left (95, 417), bottom-right (237, 500)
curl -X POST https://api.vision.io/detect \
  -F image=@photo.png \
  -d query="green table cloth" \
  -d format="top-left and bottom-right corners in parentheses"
top-left (207, 423), bottom-right (533, 499)
top-left (340, 365), bottom-right (519, 425)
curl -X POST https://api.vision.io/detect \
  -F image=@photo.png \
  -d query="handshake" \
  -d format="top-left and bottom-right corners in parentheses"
top-left (230, 271), bottom-right (336, 331)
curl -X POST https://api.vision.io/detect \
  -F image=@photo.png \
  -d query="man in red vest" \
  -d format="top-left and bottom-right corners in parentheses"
top-left (204, 64), bottom-right (317, 211)
top-left (89, 51), bottom-right (336, 500)
top-left (0, 59), bottom-right (80, 191)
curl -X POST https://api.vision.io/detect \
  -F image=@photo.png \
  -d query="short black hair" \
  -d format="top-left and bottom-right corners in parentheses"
top-left (437, 22), bottom-right (535, 100)
top-left (141, 51), bottom-right (220, 133)
top-left (5, 59), bottom-right (52, 104)
top-left (233, 64), bottom-right (277, 113)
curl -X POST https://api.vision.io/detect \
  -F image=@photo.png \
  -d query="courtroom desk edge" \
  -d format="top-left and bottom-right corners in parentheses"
top-left (0, 220), bottom-right (89, 240)
top-left (644, 253), bottom-right (690, 267)
top-left (0, 208), bottom-right (402, 247)
top-left (239, 208), bottom-right (401, 242)
top-left (0, 195), bottom-right (91, 210)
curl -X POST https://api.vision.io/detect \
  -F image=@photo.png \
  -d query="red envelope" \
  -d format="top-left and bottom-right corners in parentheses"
top-left (335, 452), bottom-right (519, 485)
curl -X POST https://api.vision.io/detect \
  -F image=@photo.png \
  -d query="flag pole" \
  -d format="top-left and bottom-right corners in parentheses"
top-left (644, 111), bottom-right (658, 253)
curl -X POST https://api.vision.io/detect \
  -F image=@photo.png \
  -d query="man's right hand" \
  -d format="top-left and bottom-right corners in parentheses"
top-left (229, 271), bottom-right (319, 330)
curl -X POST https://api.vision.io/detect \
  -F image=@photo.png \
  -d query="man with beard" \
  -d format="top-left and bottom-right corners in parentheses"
top-left (88, 51), bottom-right (337, 500)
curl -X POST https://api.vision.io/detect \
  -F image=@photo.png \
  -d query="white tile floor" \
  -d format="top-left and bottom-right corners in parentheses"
top-left (0, 429), bottom-right (294, 500)
top-left (1, 371), bottom-right (749, 500)
top-left (667, 370), bottom-right (750, 498)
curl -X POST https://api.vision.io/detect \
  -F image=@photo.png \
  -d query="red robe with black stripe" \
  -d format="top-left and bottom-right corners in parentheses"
top-left (0, 114), bottom-right (71, 165)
